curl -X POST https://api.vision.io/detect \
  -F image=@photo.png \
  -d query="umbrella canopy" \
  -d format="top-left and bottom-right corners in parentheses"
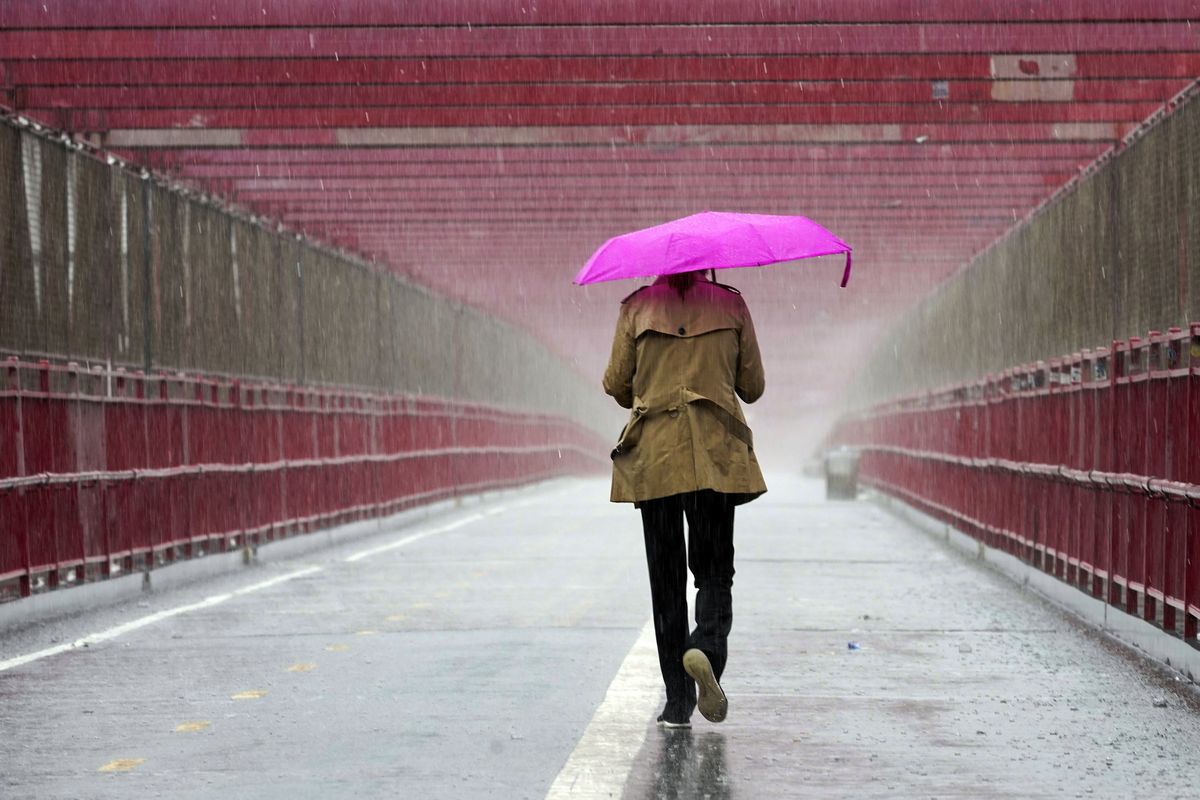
top-left (574, 211), bottom-right (853, 287)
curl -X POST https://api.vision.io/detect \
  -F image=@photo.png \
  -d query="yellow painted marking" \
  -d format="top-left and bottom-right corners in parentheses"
top-left (386, 614), bottom-right (407, 622)
top-left (356, 629), bottom-right (378, 636)
top-left (287, 662), bottom-right (317, 673)
top-left (411, 602), bottom-right (432, 609)
top-left (231, 690), bottom-right (268, 700)
top-left (471, 570), bottom-right (488, 578)
top-left (433, 590), bottom-right (450, 599)
top-left (175, 721), bottom-right (211, 733)
top-left (326, 644), bottom-right (351, 653)
top-left (98, 758), bottom-right (145, 773)
top-left (454, 581), bottom-right (471, 589)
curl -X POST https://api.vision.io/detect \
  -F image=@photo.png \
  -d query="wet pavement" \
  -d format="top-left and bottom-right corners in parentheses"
top-left (2, 475), bottom-right (1199, 799)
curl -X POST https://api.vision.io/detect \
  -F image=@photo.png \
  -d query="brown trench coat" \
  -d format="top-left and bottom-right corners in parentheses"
top-left (602, 277), bottom-right (767, 506)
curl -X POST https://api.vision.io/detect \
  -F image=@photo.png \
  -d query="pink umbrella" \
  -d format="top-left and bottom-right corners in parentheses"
top-left (573, 211), bottom-right (853, 287)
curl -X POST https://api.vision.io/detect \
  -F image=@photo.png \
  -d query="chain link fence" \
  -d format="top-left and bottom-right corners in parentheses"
top-left (0, 117), bottom-right (613, 435)
top-left (851, 87), bottom-right (1200, 406)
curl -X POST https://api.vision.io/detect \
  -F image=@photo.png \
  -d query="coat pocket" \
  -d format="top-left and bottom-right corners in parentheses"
top-left (611, 404), bottom-right (648, 460)
top-left (680, 389), bottom-right (753, 450)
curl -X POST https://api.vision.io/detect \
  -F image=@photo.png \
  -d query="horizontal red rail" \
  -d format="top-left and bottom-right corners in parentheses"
top-left (4, 0), bottom-right (1199, 27)
top-left (144, 143), bottom-right (1110, 166)
top-left (4, 25), bottom-right (1199, 61)
top-left (856, 444), bottom-right (1200, 505)
top-left (38, 105), bottom-right (1162, 129)
top-left (0, 444), bottom-right (599, 491)
top-left (13, 82), bottom-right (1185, 109)
top-left (0, 356), bottom-right (608, 600)
top-left (8, 55), bottom-right (1200, 86)
top-left (832, 323), bottom-right (1200, 642)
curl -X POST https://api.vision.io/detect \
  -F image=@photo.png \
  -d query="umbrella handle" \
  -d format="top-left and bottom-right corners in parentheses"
top-left (839, 251), bottom-right (853, 288)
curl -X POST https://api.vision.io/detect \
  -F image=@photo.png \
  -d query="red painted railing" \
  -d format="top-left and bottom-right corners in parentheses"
top-left (0, 357), bottom-right (607, 599)
top-left (832, 324), bottom-right (1200, 642)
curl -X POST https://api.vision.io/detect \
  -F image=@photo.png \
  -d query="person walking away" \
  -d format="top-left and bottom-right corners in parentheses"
top-left (602, 269), bottom-right (766, 728)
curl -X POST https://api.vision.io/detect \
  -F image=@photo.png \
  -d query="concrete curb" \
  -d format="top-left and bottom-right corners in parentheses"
top-left (872, 490), bottom-right (1200, 684)
top-left (0, 477), bottom-right (574, 635)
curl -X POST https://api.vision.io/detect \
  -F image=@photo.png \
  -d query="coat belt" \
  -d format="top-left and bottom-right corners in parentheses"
top-left (610, 391), bottom-right (752, 461)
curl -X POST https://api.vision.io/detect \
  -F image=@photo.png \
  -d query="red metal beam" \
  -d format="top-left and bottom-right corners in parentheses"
top-left (93, 123), bottom-right (1139, 150)
top-left (274, 211), bottom-right (1028, 226)
top-left (170, 160), bottom-right (1080, 181)
top-left (243, 192), bottom-right (1049, 206)
top-left (304, 221), bottom-right (1002, 236)
top-left (45, 103), bottom-right (1158, 129)
top-left (3, 0), bottom-right (1198, 27)
top-left (141, 142), bottom-right (1109, 165)
top-left (223, 171), bottom-right (1060, 189)
top-left (12, 81), bottom-right (1189, 110)
top-left (261, 227), bottom-right (1022, 246)
top-left (9, 55), bottom-right (1200, 86)
top-left (3, 24), bottom-right (1198, 61)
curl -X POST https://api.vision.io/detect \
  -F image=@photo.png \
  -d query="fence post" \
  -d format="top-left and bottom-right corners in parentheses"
top-left (1161, 328), bottom-right (1188, 633)
top-left (231, 379), bottom-right (244, 554)
top-left (1185, 324), bottom-right (1200, 641)
top-left (1143, 332), bottom-right (1169, 624)
top-left (9, 359), bottom-right (32, 598)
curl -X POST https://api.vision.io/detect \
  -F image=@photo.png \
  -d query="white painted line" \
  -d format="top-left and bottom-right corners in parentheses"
top-left (231, 566), bottom-right (322, 595)
top-left (344, 513), bottom-right (485, 563)
top-left (0, 565), bottom-right (322, 673)
top-left (545, 620), bottom-right (662, 800)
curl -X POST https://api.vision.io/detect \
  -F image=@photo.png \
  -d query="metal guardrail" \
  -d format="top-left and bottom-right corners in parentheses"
top-left (833, 323), bottom-right (1200, 641)
top-left (0, 356), bottom-right (608, 598)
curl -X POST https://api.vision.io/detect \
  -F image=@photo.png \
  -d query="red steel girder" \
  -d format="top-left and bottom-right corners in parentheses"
top-left (311, 221), bottom-right (1012, 233)
top-left (11, 81), bottom-right (1189, 110)
top-left (4, 0), bottom-right (1199, 27)
top-left (96, 123), bottom-right (1140, 148)
top-left (223, 171), bottom-right (1061, 190)
top-left (233, 198), bottom-right (1050, 216)
top-left (271, 206), bottom-right (1028, 222)
top-left (296, 214), bottom-right (1018, 229)
top-left (65, 104), bottom-right (1158, 128)
top-left (140, 142), bottom-right (1110, 166)
top-left (9, 54), bottom-right (1200, 86)
top-left (170, 159), bottom-right (1080, 181)
top-left (306, 220), bottom-right (1002, 235)
top-left (297, 237), bottom-right (1007, 254)
top-left (3, 24), bottom-right (1199, 61)
top-left (322, 226), bottom-right (1005, 241)
top-left (326, 230), bottom-right (1000, 244)
top-left (219, 186), bottom-right (1062, 203)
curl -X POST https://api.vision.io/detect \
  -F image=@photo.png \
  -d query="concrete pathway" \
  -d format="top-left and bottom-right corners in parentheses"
top-left (1, 475), bottom-right (1198, 799)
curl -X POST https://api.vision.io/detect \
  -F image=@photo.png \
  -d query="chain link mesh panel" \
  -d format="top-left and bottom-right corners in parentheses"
top-left (69, 152), bottom-right (113, 363)
top-left (276, 236), bottom-right (304, 383)
top-left (38, 140), bottom-right (69, 358)
top-left (0, 117), bottom-right (616, 434)
top-left (0, 126), bottom-right (34, 354)
top-left (854, 90), bottom-right (1200, 406)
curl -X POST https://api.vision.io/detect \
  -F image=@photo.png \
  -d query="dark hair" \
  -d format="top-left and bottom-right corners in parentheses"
top-left (666, 269), bottom-right (712, 298)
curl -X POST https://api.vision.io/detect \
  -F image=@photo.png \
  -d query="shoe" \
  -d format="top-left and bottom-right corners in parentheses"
top-left (656, 713), bottom-right (691, 729)
top-left (683, 648), bottom-right (727, 723)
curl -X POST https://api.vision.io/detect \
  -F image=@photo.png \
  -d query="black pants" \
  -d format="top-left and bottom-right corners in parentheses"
top-left (640, 490), bottom-right (735, 718)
